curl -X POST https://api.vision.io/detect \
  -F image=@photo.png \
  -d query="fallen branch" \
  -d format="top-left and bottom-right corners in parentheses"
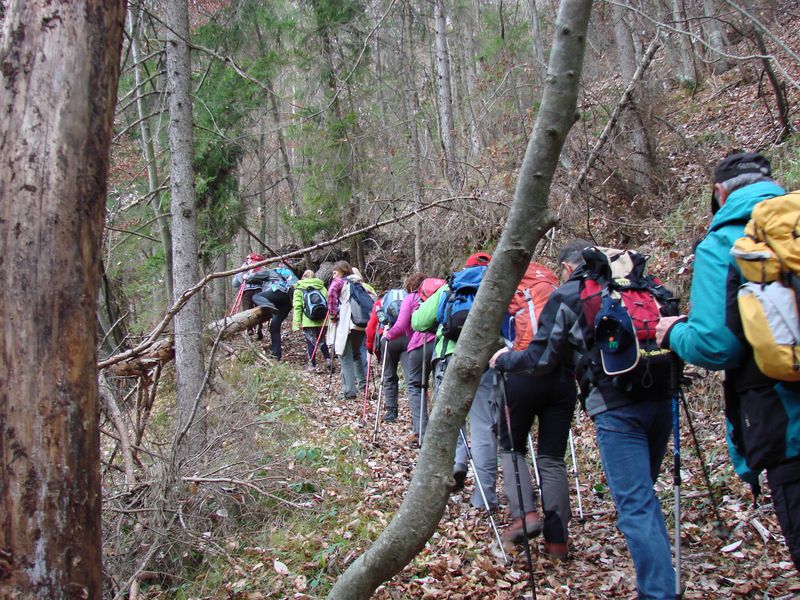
top-left (98, 195), bottom-right (467, 370)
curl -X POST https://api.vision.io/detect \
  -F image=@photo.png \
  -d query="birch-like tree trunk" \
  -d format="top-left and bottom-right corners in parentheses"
top-left (127, 5), bottom-right (174, 306)
top-left (164, 0), bottom-right (207, 459)
top-left (327, 0), bottom-right (592, 596)
top-left (434, 0), bottom-right (462, 191)
top-left (0, 1), bottom-right (126, 596)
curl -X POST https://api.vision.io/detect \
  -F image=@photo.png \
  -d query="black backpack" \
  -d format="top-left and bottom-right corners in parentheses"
top-left (302, 287), bottom-right (328, 321)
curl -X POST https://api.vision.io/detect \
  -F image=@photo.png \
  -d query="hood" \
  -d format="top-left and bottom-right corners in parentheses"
top-left (709, 181), bottom-right (785, 232)
top-left (297, 278), bottom-right (325, 290)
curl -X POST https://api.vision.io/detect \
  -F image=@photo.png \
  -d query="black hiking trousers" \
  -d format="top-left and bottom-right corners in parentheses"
top-left (769, 458), bottom-right (800, 570)
top-left (253, 289), bottom-right (291, 359)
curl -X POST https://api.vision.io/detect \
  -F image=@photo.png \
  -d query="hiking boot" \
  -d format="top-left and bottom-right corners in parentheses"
top-left (501, 511), bottom-right (543, 545)
top-left (382, 408), bottom-right (398, 423)
top-left (544, 541), bottom-right (569, 561)
top-left (307, 364), bottom-right (316, 373)
top-left (450, 463), bottom-right (468, 492)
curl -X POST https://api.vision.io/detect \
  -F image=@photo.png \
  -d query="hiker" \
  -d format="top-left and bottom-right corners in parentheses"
top-left (496, 261), bottom-right (574, 560)
top-left (231, 252), bottom-right (267, 339)
top-left (385, 273), bottom-right (444, 442)
top-left (251, 262), bottom-right (297, 360)
top-left (366, 285), bottom-right (409, 423)
top-left (412, 252), bottom-right (499, 510)
top-left (491, 240), bottom-right (677, 598)
top-left (327, 261), bottom-right (377, 400)
top-left (292, 269), bottom-right (332, 373)
top-left (657, 151), bottom-right (800, 571)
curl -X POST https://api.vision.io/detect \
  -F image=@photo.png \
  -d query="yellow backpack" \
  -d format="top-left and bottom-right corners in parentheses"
top-left (731, 190), bottom-right (800, 381)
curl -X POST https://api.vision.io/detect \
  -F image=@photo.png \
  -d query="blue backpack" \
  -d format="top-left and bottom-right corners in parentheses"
top-left (376, 289), bottom-right (407, 326)
top-left (348, 280), bottom-right (376, 328)
top-left (302, 287), bottom-right (328, 321)
top-left (264, 269), bottom-right (294, 295)
top-left (436, 266), bottom-right (487, 341)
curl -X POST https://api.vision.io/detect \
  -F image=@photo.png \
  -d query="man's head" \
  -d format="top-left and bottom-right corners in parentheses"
top-left (556, 239), bottom-right (592, 282)
top-left (711, 151), bottom-right (772, 214)
top-left (465, 252), bottom-right (492, 267)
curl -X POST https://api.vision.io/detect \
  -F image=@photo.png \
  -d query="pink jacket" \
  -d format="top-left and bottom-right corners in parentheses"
top-left (386, 292), bottom-right (435, 352)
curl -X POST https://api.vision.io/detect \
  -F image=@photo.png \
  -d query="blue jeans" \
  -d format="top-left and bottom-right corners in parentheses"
top-left (594, 399), bottom-right (674, 600)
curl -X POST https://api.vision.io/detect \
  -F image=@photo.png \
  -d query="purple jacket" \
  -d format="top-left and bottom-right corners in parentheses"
top-left (386, 292), bottom-right (435, 352)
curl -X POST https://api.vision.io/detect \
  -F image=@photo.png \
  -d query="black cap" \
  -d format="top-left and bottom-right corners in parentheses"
top-left (710, 152), bottom-right (771, 214)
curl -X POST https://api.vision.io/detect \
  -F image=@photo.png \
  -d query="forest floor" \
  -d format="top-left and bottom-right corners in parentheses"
top-left (184, 328), bottom-right (800, 600)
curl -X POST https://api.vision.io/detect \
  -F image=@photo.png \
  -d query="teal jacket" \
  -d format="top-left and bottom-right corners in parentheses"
top-left (668, 181), bottom-right (800, 485)
top-left (669, 181), bottom-right (786, 367)
top-left (292, 278), bottom-right (328, 330)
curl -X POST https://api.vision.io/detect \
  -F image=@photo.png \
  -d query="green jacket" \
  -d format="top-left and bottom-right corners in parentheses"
top-left (292, 278), bottom-right (328, 330)
top-left (410, 285), bottom-right (453, 359)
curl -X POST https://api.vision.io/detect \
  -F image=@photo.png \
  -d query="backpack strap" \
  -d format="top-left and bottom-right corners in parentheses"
top-left (522, 287), bottom-right (538, 336)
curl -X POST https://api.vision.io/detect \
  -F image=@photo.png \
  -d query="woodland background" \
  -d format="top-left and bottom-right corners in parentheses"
top-left (2, 0), bottom-right (800, 597)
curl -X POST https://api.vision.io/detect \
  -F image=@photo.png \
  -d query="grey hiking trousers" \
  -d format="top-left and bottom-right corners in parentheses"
top-left (379, 335), bottom-right (408, 410)
top-left (436, 363), bottom-right (498, 510)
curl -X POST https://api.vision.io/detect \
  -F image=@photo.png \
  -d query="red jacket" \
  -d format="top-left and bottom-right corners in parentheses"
top-left (365, 298), bottom-right (383, 354)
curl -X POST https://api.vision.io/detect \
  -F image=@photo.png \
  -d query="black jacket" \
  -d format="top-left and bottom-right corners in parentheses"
top-left (494, 265), bottom-right (673, 417)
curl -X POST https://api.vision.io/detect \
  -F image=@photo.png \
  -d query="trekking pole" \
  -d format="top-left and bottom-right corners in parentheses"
top-left (362, 352), bottom-right (372, 420)
top-left (310, 312), bottom-right (330, 364)
top-left (526, 433), bottom-right (542, 490)
top-left (419, 337), bottom-right (429, 446)
top-left (372, 336), bottom-right (390, 442)
top-left (679, 390), bottom-right (727, 537)
top-left (671, 357), bottom-right (683, 600)
top-left (568, 429), bottom-right (585, 522)
top-left (229, 283), bottom-right (245, 316)
top-left (458, 428), bottom-right (509, 565)
top-left (496, 372), bottom-right (537, 599)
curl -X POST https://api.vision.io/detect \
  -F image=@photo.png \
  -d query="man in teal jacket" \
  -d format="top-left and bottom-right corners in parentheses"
top-left (657, 151), bottom-right (800, 570)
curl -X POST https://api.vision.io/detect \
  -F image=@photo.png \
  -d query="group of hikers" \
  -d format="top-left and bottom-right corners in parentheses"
top-left (233, 151), bottom-right (799, 598)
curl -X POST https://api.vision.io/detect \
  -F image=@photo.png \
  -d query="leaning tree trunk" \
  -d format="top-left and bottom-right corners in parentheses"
top-left (164, 0), bottom-right (207, 460)
top-left (0, 1), bottom-right (126, 597)
top-left (326, 0), bottom-right (593, 597)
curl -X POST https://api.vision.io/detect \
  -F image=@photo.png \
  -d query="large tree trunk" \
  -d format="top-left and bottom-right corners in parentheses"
top-left (327, 0), bottom-right (592, 596)
top-left (434, 0), bottom-right (462, 192)
top-left (611, 1), bottom-right (658, 198)
top-left (400, 0), bottom-right (426, 271)
top-left (0, 1), bottom-right (126, 596)
top-left (164, 0), bottom-right (207, 460)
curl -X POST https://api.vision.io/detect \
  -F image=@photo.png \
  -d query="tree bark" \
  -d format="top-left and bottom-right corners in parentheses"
top-left (0, 1), bottom-right (126, 596)
top-left (164, 0), bottom-right (207, 460)
top-left (434, 0), bottom-right (462, 192)
top-left (400, 0), bottom-right (426, 271)
top-left (611, 1), bottom-right (658, 198)
top-left (327, 0), bottom-right (592, 596)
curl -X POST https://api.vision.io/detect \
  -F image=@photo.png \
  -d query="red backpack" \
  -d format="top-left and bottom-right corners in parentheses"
top-left (578, 247), bottom-right (674, 345)
top-left (508, 262), bottom-right (558, 351)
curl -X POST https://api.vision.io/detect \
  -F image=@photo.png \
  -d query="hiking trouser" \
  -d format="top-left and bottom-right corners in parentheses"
top-left (768, 458), bottom-right (800, 570)
top-left (448, 366), bottom-right (498, 510)
top-left (407, 342), bottom-right (435, 440)
top-left (498, 371), bottom-right (576, 544)
top-left (252, 289), bottom-right (291, 360)
top-left (593, 398), bottom-right (673, 600)
top-left (339, 330), bottom-right (366, 398)
top-left (302, 327), bottom-right (330, 367)
top-left (381, 336), bottom-right (409, 410)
